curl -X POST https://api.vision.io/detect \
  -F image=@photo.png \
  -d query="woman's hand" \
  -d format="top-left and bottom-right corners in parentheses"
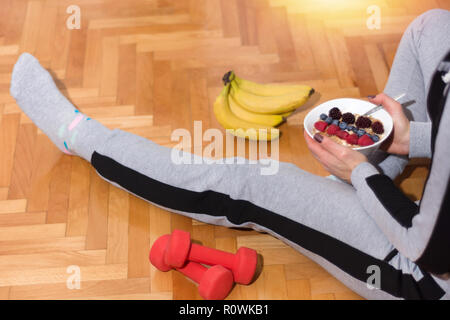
top-left (304, 130), bottom-right (368, 183)
top-left (368, 93), bottom-right (410, 155)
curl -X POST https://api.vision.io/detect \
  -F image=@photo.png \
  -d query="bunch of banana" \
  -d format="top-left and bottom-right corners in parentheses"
top-left (213, 71), bottom-right (314, 141)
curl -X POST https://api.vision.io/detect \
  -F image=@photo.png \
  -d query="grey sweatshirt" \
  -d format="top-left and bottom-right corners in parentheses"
top-left (351, 55), bottom-right (450, 275)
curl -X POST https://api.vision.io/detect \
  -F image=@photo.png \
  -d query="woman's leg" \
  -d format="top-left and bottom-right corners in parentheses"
top-left (10, 53), bottom-right (447, 299)
top-left (373, 9), bottom-right (450, 179)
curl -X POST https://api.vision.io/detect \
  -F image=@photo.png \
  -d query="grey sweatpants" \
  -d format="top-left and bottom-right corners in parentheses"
top-left (87, 10), bottom-right (450, 300)
top-left (10, 10), bottom-right (450, 300)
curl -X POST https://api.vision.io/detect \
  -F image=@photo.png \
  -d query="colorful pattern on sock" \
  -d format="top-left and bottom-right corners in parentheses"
top-left (58, 124), bottom-right (66, 138)
top-left (63, 141), bottom-right (73, 155)
top-left (69, 114), bottom-right (84, 131)
top-left (70, 130), bottom-right (78, 145)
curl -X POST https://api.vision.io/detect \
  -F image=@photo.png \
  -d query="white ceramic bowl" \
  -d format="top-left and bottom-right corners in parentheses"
top-left (303, 98), bottom-right (393, 156)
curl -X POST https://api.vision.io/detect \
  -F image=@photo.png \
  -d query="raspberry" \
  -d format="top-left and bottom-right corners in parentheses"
top-left (341, 112), bottom-right (355, 124)
top-left (345, 134), bottom-right (359, 145)
top-left (336, 130), bottom-right (349, 140)
top-left (329, 107), bottom-right (342, 120)
top-left (371, 121), bottom-right (384, 134)
top-left (355, 116), bottom-right (372, 128)
top-left (314, 121), bottom-right (328, 132)
top-left (358, 134), bottom-right (374, 146)
top-left (326, 124), bottom-right (340, 135)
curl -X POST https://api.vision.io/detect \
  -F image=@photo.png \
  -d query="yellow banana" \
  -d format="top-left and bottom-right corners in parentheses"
top-left (279, 110), bottom-right (294, 117)
top-left (228, 93), bottom-right (284, 127)
top-left (229, 80), bottom-right (312, 114)
top-left (224, 71), bottom-right (313, 97)
top-left (213, 84), bottom-right (280, 141)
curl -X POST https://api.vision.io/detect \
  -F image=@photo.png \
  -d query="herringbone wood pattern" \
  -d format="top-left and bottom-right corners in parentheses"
top-left (0, 0), bottom-right (446, 300)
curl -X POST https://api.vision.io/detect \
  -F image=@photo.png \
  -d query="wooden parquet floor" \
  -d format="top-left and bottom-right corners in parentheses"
top-left (0, 0), bottom-right (447, 300)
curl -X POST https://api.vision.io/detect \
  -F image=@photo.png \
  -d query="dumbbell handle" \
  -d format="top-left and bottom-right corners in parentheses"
top-left (188, 243), bottom-right (236, 270)
top-left (176, 260), bottom-right (207, 284)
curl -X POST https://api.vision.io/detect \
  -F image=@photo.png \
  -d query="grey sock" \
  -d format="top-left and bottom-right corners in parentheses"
top-left (10, 53), bottom-right (111, 162)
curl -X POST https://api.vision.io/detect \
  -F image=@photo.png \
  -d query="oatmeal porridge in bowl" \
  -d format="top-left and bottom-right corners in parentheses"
top-left (304, 98), bottom-right (393, 156)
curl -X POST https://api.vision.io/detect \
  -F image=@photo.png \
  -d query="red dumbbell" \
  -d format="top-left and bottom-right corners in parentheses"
top-left (164, 229), bottom-right (257, 285)
top-left (149, 234), bottom-right (234, 300)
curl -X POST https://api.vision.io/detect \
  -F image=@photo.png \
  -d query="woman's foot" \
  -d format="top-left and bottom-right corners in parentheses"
top-left (10, 53), bottom-right (110, 161)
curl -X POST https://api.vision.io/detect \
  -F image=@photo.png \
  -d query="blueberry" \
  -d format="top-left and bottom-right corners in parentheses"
top-left (325, 117), bottom-right (333, 124)
top-left (371, 134), bottom-right (380, 142)
top-left (352, 126), bottom-right (358, 133)
top-left (357, 129), bottom-right (366, 137)
top-left (332, 119), bottom-right (339, 126)
top-left (320, 113), bottom-right (328, 120)
top-left (347, 125), bottom-right (355, 132)
top-left (339, 122), bottom-right (347, 130)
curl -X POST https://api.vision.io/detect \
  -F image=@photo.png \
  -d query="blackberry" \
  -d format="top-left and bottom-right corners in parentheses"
top-left (329, 107), bottom-right (342, 120)
top-left (371, 121), bottom-right (384, 134)
top-left (355, 116), bottom-right (372, 128)
top-left (341, 112), bottom-right (355, 124)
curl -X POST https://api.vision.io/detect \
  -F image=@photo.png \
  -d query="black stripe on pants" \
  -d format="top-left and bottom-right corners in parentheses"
top-left (91, 151), bottom-right (445, 300)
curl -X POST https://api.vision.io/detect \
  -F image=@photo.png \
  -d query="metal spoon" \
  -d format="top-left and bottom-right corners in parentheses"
top-left (362, 93), bottom-right (406, 117)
